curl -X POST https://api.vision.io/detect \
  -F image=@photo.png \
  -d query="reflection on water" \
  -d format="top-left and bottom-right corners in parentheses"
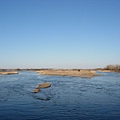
top-left (0, 71), bottom-right (120, 120)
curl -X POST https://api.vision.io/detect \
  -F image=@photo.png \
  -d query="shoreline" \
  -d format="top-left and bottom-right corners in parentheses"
top-left (98, 70), bottom-right (112, 73)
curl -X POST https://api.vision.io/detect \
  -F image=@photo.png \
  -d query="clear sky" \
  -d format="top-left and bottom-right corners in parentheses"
top-left (0, 0), bottom-right (120, 69)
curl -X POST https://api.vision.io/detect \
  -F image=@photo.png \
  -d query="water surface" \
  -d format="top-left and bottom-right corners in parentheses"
top-left (0, 71), bottom-right (120, 120)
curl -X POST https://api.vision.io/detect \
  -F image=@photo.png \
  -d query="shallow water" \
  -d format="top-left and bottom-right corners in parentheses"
top-left (0, 71), bottom-right (120, 120)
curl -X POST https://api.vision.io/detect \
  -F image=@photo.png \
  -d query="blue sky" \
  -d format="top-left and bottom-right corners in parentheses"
top-left (0, 0), bottom-right (120, 69)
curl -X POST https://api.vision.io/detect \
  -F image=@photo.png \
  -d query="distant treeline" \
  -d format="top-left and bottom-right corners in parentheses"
top-left (0, 65), bottom-right (120, 73)
top-left (0, 68), bottom-right (51, 72)
top-left (104, 64), bottom-right (120, 72)
top-left (0, 69), bottom-right (14, 72)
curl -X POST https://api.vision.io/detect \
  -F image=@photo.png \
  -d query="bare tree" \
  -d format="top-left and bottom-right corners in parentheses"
top-left (105, 64), bottom-right (120, 71)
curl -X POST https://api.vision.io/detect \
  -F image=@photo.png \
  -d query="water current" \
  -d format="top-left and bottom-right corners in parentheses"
top-left (0, 71), bottom-right (120, 120)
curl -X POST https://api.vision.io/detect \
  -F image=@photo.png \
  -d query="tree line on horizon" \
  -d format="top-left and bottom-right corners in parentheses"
top-left (0, 64), bottom-right (120, 72)
top-left (105, 64), bottom-right (120, 71)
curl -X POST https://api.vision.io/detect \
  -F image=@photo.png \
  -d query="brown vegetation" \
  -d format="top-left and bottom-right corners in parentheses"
top-left (104, 64), bottom-right (120, 72)
top-left (37, 69), bottom-right (101, 78)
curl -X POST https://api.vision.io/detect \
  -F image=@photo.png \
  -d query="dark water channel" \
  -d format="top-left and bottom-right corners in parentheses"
top-left (0, 71), bottom-right (120, 120)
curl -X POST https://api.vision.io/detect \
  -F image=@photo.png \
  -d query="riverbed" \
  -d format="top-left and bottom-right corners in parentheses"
top-left (0, 71), bottom-right (120, 120)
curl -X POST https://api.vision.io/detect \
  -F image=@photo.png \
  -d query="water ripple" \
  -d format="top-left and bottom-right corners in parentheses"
top-left (0, 71), bottom-right (120, 120)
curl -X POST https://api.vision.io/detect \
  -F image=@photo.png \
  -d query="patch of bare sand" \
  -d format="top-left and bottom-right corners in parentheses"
top-left (98, 70), bottom-right (112, 73)
top-left (33, 82), bottom-right (51, 93)
top-left (0, 71), bottom-right (18, 75)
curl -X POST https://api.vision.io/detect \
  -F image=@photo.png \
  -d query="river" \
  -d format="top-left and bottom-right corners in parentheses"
top-left (0, 71), bottom-right (120, 120)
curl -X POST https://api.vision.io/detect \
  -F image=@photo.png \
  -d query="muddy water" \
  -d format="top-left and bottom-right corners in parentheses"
top-left (0, 71), bottom-right (120, 120)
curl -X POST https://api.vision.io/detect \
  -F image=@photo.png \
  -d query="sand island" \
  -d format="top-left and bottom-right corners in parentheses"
top-left (0, 71), bottom-right (18, 75)
top-left (36, 69), bottom-right (101, 78)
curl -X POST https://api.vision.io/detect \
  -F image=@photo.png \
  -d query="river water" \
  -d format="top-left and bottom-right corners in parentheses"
top-left (0, 71), bottom-right (120, 120)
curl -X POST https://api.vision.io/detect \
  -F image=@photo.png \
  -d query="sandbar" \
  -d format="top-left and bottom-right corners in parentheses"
top-left (37, 69), bottom-right (101, 78)
top-left (0, 71), bottom-right (18, 75)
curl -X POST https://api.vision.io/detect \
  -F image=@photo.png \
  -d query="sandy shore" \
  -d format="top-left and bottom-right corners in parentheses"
top-left (0, 71), bottom-right (18, 75)
top-left (98, 70), bottom-right (112, 73)
top-left (37, 69), bottom-right (101, 78)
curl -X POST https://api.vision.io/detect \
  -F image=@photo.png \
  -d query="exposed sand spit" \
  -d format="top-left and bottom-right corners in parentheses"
top-left (37, 69), bottom-right (100, 78)
top-left (34, 88), bottom-right (40, 93)
top-left (33, 82), bottom-right (51, 93)
top-left (36, 82), bottom-right (51, 89)
top-left (0, 71), bottom-right (18, 75)
top-left (98, 70), bottom-right (112, 73)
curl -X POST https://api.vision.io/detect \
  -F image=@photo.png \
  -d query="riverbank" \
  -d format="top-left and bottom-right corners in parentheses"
top-left (37, 69), bottom-right (101, 78)
top-left (98, 70), bottom-right (112, 72)
top-left (0, 71), bottom-right (18, 75)
top-left (98, 69), bottom-right (120, 73)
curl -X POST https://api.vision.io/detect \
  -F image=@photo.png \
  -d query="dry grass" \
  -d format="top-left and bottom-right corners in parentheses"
top-left (37, 69), bottom-right (100, 78)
